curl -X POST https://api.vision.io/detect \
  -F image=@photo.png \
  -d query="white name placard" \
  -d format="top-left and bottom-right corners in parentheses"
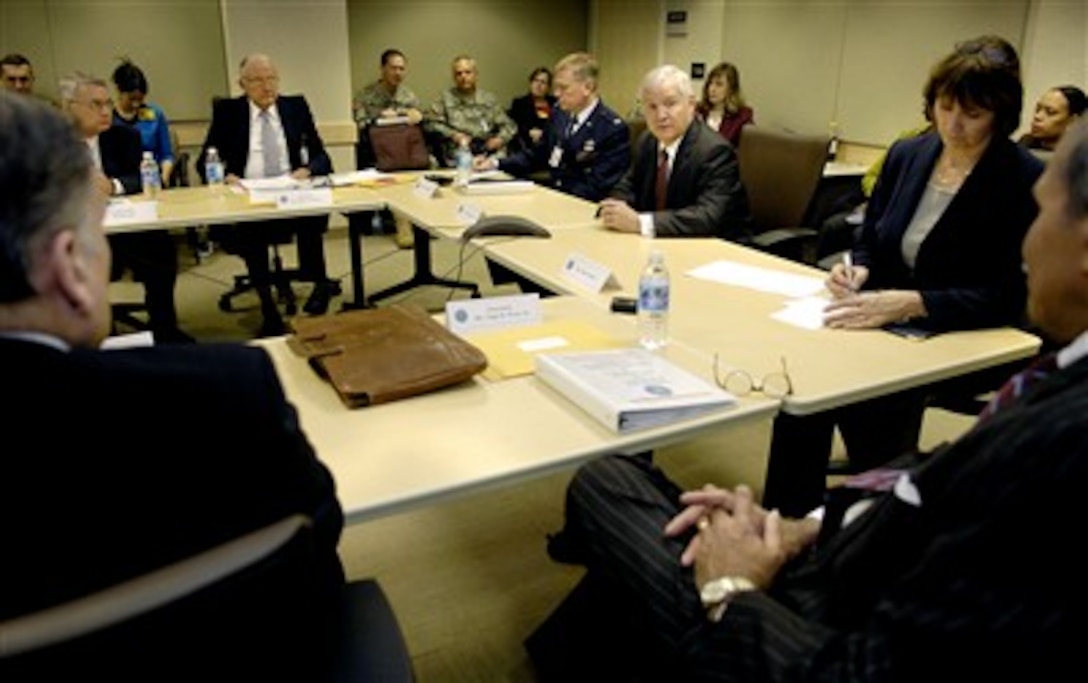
top-left (276, 188), bottom-right (333, 209)
top-left (561, 251), bottom-right (619, 293)
top-left (413, 177), bottom-right (439, 198)
top-left (456, 202), bottom-right (484, 226)
top-left (445, 293), bottom-right (542, 335)
top-left (104, 199), bottom-right (159, 227)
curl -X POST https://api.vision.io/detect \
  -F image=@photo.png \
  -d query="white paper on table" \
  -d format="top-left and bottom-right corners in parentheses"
top-left (687, 260), bottom-right (826, 298)
top-left (237, 176), bottom-right (300, 192)
top-left (329, 169), bottom-right (394, 186)
top-left (772, 296), bottom-right (829, 330)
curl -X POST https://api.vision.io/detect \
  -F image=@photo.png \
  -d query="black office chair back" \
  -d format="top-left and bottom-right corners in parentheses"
top-left (0, 515), bottom-right (414, 681)
top-left (737, 125), bottom-right (829, 264)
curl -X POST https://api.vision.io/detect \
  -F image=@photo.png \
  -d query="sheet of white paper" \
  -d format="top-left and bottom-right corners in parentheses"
top-left (687, 260), bottom-right (826, 298)
top-left (329, 169), bottom-right (393, 186)
top-left (100, 331), bottom-right (155, 349)
top-left (772, 296), bottom-right (829, 329)
top-left (237, 176), bottom-right (299, 191)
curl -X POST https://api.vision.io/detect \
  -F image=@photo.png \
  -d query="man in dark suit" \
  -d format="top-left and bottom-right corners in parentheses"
top-left (59, 71), bottom-right (189, 343)
top-left (528, 119), bottom-right (1088, 681)
top-left (0, 91), bottom-right (345, 678)
top-left (482, 52), bottom-right (630, 203)
top-left (601, 64), bottom-right (751, 240)
top-left (198, 53), bottom-right (337, 336)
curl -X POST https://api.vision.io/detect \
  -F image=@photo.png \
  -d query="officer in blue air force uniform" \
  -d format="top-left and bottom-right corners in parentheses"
top-left (480, 52), bottom-right (630, 202)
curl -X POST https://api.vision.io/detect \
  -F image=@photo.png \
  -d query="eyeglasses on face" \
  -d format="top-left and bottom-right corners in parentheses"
top-left (712, 354), bottom-right (793, 399)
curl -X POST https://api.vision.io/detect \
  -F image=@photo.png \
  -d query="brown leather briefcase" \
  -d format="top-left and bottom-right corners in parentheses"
top-left (286, 304), bottom-right (487, 408)
top-left (367, 123), bottom-right (430, 172)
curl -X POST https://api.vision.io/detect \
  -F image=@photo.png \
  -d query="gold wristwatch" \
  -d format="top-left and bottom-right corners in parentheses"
top-left (699, 576), bottom-right (756, 622)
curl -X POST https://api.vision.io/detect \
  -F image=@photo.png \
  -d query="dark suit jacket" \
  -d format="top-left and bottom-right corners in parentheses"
top-left (501, 100), bottom-right (630, 202)
top-left (0, 339), bottom-right (344, 677)
top-left (712, 355), bottom-right (1088, 681)
top-left (197, 94), bottom-right (332, 181)
top-left (854, 131), bottom-right (1042, 330)
top-left (99, 125), bottom-right (143, 195)
top-left (610, 122), bottom-right (751, 239)
top-left (508, 93), bottom-right (556, 154)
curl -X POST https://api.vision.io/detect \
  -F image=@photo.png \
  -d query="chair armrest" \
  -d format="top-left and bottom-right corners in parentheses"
top-left (750, 227), bottom-right (821, 265)
top-left (751, 226), bottom-right (819, 249)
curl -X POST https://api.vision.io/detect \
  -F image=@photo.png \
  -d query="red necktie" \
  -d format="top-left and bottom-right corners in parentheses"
top-left (654, 149), bottom-right (669, 211)
top-left (976, 352), bottom-right (1059, 422)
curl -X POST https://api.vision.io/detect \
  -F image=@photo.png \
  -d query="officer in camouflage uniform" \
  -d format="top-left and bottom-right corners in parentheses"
top-left (426, 55), bottom-right (517, 165)
top-left (352, 48), bottom-right (422, 128)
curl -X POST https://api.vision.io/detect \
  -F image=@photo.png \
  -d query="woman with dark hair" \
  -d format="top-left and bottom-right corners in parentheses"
top-left (111, 58), bottom-right (176, 185)
top-left (507, 66), bottom-right (556, 155)
top-left (1020, 85), bottom-right (1087, 152)
top-left (696, 61), bottom-right (753, 148)
top-left (764, 36), bottom-right (1045, 512)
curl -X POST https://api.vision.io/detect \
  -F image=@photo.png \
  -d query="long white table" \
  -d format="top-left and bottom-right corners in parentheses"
top-left (257, 296), bottom-right (779, 524)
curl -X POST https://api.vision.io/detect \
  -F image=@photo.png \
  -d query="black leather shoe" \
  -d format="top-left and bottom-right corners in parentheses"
top-left (303, 280), bottom-right (334, 316)
top-left (546, 531), bottom-right (587, 565)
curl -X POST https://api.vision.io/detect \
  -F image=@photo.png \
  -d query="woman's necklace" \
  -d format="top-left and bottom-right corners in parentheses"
top-left (933, 154), bottom-right (976, 190)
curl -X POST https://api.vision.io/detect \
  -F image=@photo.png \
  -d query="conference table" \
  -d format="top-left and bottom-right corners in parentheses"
top-left (106, 178), bottom-right (1041, 522)
top-left (481, 225), bottom-right (1040, 512)
top-left (256, 296), bottom-right (781, 525)
top-left (102, 184), bottom-right (385, 234)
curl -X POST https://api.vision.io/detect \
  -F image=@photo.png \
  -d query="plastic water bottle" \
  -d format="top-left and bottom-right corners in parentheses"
top-left (140, 151), bottom-right (161, 198)
top-left (638, 250), bottom-right (670, 350)
top-left (204, 146), bottom-right (225, 192)
top-left (454, 139), bottom-right (472, 187)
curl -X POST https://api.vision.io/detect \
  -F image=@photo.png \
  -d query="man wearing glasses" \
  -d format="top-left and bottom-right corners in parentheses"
top-left (197, 53), bottom-right (338, 336)
top-left (59, 71), bottom-right (186, 343)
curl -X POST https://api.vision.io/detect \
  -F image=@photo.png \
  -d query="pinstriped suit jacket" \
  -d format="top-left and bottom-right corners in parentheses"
top-left (691, 357), bottom-right (1088, 680)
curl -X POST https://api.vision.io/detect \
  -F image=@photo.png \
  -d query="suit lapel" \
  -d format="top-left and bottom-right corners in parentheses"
top-left (667, 124), bottom-right (699, 206)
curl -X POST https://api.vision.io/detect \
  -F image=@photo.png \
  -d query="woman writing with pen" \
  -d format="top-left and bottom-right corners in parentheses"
top-left (814, 36), bottom-right (1042, 473)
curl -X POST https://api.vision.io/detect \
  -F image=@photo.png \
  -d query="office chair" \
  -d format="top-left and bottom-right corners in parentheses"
top-left (215, 214), bottom-right (342, 317)
top-left (0, 514), bottom-right (415, 682)
top-left (736, 125), bottom-right (829, 265)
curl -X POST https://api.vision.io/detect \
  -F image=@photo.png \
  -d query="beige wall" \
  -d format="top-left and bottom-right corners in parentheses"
top-left (593, 0), bottom-right (1088, 146)
top-left (0, 0), bottom-right (227, 121)
top-left (346, 0), bottom-right (588, 115)
top-left (3, 0), bottom-right (1086, 154)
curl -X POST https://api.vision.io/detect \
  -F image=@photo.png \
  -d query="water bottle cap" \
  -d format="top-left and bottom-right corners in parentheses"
top-left (142, 151), bottom-right (154, 160)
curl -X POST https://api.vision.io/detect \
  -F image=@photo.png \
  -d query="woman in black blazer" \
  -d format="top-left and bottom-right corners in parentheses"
top-left (767, 36), bottom-right (1044, 511)
top-left (507, 66), bottom-right (556, 156)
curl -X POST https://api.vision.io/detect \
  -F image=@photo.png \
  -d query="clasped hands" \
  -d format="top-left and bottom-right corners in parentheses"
top-left (597, 198), bottom-right (640, 233)
top-left (823, 263), bottom-right (925, 329)
top-left (664, 484), bottom-right (819, 591)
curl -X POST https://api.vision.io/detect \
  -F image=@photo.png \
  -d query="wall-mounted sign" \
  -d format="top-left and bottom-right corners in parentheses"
top-left (666, 9), bottom-right (687, 36)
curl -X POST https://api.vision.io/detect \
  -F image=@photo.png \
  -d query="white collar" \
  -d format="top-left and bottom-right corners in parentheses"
top-left (572, 97), bottom-right (599, 128)
top-left (1058, 329), bottom-right (1088, 369)
top-left (249, 100), bottom-right (280, 123)
top-left (0, 330), bottom-right (70, 351)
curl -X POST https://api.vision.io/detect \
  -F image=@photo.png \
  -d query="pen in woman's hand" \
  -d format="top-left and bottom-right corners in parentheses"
top-left (842, 252), bottom-right (858, 292)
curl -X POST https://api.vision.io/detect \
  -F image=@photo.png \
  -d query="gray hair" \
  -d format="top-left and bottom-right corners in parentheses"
top-left (0, 92), bottom-right (95, 302)
top-left (57, 71), bottom-right (107, 104)
top-left (1061, 118), bottom-right (1088, 220)
top-left (640, 64), bottom-right (694, 100)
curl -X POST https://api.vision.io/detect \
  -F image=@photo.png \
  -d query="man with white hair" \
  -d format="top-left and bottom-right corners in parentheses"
top-left (600, 64), bottom-right (751, 239)
top-left (58, 71), bottom-right (188, 343)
